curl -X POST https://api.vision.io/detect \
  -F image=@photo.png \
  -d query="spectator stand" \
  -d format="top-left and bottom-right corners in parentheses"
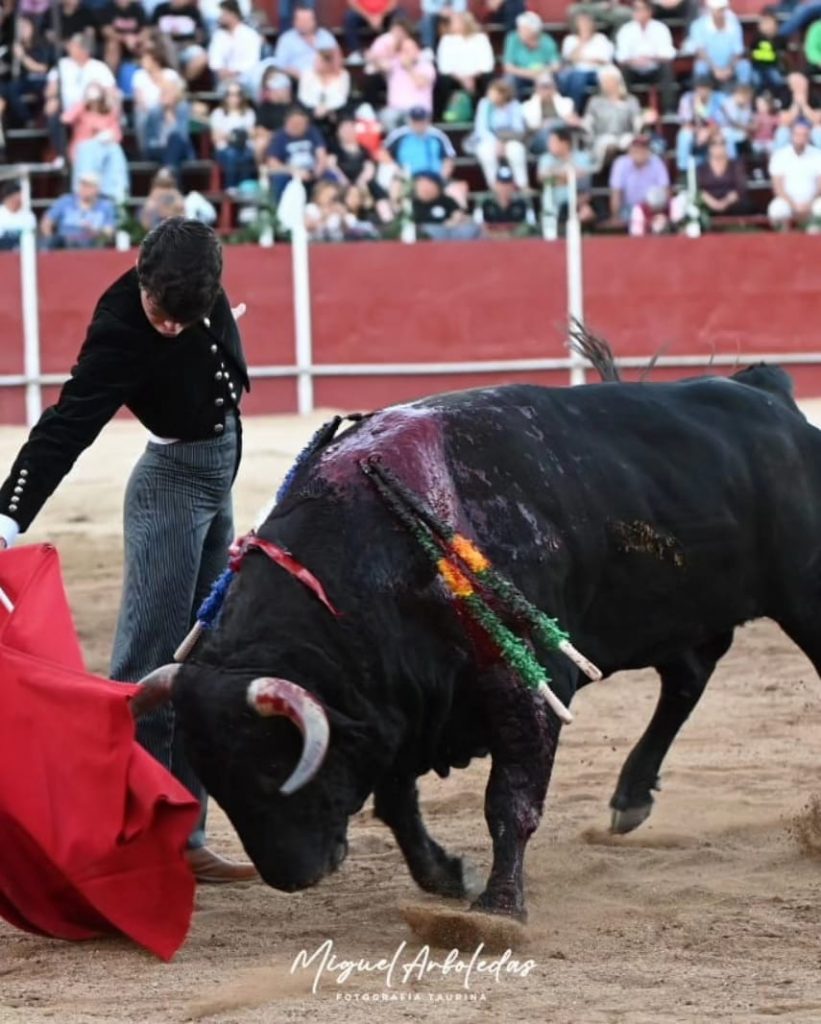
top-left (2, 0), bottom-right (820, 239)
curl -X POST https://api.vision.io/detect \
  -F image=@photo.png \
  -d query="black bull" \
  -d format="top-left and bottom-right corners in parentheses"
top-left (161, 366), bottom-right (821, 919)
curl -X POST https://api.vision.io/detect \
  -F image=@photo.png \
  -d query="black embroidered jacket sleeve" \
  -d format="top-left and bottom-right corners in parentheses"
top-left (0, 314), bottom-right (148, 531)
top-left (0, 269), bottom-right (250, 534)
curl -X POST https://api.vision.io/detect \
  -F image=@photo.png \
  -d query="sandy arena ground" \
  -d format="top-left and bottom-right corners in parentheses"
top-left (3, 401), bottom-right (821, 1024)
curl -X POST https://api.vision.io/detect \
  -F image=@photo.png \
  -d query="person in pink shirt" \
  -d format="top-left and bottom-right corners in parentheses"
top-left (368, 29), bottom-right (438, 123)
top-left (61, 82), bottom-right (122, 162)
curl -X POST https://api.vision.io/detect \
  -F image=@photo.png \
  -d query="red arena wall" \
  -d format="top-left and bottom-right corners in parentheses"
top-left (1, 234), bottom-right (820, 425)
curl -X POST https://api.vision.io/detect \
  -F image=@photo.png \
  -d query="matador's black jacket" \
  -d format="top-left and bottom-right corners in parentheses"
top-left (0, 268), bottom-right (250, 532)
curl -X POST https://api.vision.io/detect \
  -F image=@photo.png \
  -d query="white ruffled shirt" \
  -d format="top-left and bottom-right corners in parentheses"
top-left (436, 32), bottom-right (495, 78)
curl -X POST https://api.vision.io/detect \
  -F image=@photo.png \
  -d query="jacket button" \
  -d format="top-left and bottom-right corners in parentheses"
top-left (19, 469), bottom-right (28, 477)
top-left (13, 487), bottom-right (22, 495)
top-left (214, 423), bottom-right (224, 434)
top-left (215, 397), bottom-right (224, 407)
top-left (210, 344), bottom-right (218, 354)
top-left (203, 317), bottom-right (211, 328)
top-left (215, 371), bottom-right (223, 381)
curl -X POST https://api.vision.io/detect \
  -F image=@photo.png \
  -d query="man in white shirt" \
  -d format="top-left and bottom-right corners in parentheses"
top-left (43, 33), bottom-right (118, 157)
top-left (45, 33), bottom-right (116, 112)
top-left (0, 181), bottom-right (36, 251)
top-left (615, 0), bottom-right (676, 111)
top-left (207, 0), bottom-right (263, 95)
top-left (768, 120), bottom-right (821, 230)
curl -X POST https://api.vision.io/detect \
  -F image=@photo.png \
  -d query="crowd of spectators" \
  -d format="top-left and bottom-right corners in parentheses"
top-left (3, 0), bottom-right (821, 248)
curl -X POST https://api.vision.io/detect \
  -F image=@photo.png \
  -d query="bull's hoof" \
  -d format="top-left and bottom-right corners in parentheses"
top-left (470, 890), bottom-right (527, 923)
top-left (610, 802), bottom-right (653, 834)
top-left (417, 854), bottom-right (474, 900)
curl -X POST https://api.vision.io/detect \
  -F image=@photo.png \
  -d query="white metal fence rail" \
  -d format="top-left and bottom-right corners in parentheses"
top-left (7, 167), bottom-right (821, 427)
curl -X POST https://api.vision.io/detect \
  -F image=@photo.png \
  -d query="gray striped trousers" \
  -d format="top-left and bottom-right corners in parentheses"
top-left (110, 413), bottom-right (239, 848)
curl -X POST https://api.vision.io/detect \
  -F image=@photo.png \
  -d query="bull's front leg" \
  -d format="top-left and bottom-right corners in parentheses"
top-left (472, 665), bottom-right (564, 921)
top-left (374, 775), bottom-right (471, 899)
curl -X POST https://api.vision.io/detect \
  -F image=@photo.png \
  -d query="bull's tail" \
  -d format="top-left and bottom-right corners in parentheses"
top-left (567, 319), bottom-right (621, 382)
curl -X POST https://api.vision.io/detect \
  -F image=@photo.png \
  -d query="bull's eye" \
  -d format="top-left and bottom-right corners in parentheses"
top-left (256, 760), bottom-right (290, 797)
top-left (255, 772), bottom-right (281, 798)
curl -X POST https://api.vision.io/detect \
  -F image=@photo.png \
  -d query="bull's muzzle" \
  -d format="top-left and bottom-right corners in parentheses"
top-left (246, 678), bottom-right (330, 796)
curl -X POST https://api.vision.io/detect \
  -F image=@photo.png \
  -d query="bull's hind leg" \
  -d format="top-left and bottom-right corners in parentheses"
top-left (610, 631), bottom-right (733, 834)
top-left (374, 776), bottom-right (472, 899)
top-left (471, 664), bottom-right (564, 921)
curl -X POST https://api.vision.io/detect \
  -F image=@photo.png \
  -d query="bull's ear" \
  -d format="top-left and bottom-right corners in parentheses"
top-left (129, 664), bottom-right (179, 719)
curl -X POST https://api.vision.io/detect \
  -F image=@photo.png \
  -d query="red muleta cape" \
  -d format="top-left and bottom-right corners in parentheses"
top-left (0, 544), bottom-right (199, 960)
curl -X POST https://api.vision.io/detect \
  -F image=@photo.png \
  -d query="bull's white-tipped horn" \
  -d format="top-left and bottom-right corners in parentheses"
top-left (130, 663), bottom-right (180, 719)
top-left (247, 678), bottom-right (330, 796)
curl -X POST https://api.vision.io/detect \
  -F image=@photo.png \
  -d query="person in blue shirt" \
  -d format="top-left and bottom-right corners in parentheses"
top-left (40, 172), bottom-right (118, 249)
top-left (273, 5), bottom-right (336, 82)
top-left (266, 105), bottom-right (330, 199)
top-left (685, 0), bottom-right (752, 87)
top-left (675, 76), bottom-right (737, 172)
top-left (385, 107), bottom-right (456, 179)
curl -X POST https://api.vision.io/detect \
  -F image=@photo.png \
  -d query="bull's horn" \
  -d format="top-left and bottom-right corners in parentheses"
top-left (130, 663), bottom-right (179, 719)
top-left (247, 678), bottom-right (330, 796)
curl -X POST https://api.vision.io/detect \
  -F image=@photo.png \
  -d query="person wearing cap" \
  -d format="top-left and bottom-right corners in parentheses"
top-left (503, 11), bottom-right (560, 99)
top-left (40, 172), bottom-right (118, 249)
top-left (608, 133), bottom-right (670, 226)
top-left (0, 218), bottom-right (258, 884)
top-left (480, 164), bottom-right (532, 234)
top-left (207, 0), bottom-right (263, 95)
top-left (614, 0), bottom-right (676, 112)
top-left (0, 181), bottom-right (36, 251)
top-left (685, 0), bottom-right (751, 88)
top-left (384, 106), bottom-right (456, 180)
